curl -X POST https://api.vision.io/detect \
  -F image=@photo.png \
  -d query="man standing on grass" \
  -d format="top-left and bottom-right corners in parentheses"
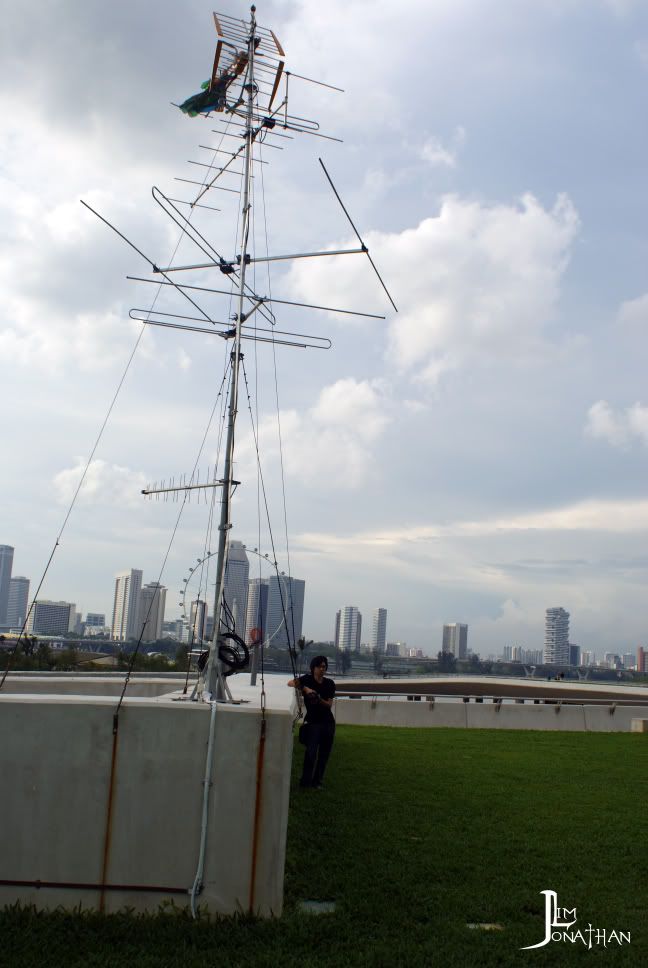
top-left (288, 656), bottom-right (336, 789)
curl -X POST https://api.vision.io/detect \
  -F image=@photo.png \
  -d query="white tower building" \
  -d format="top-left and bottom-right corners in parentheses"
top-left (338, 606), bottom-right (362, 651)
top-left (26, 600), bottom-right (76, 636)
top-left (111, 569), bottom-right (143, 641)
top-left (265, 575), bottom-right (305, 649)
top-left (189, 599), bottom-right (207, 644)
top-left (544, 607), bottom-right (570, 664)
top-left (7, 576), bottom-right (30, 628)
top-left (137, 582), bottom-right (167, 643)
top-left (245, 577), bottom-right (269, 644)
top-left (223, 541), bottom-right (249, 637)
top-left (370, 608), bottom-right (387, 653)
top-left (442, 623), bottom-right (468, 659)
top-left (0, 545), bottom-right (14, 625)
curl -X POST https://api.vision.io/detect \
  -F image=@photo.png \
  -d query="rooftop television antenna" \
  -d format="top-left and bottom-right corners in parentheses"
top-left (83, 6), bottom-right (396, 702)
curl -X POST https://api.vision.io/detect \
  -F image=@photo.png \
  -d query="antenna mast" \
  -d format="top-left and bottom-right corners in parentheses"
top-left (204, 6), bottom-right (258, 701)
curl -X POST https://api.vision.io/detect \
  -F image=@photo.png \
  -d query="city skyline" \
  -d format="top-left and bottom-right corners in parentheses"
top-left (2, 2), bottom-right (648, 657)
top-left (2, 538), bottom-right (646, 660)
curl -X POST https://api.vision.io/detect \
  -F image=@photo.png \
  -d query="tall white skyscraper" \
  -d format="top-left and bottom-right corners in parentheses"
top-left (245, 578), bottom-right (269, 644)
top-left (222, 541), bottom-right (249, 637)
top-left (137, 582), bottom-right (166, 643)
top-left (7, 576), bottom-right (30, 628)
top-left (265, 575), bottom-right (305, 648)
top-left (544, 607), bottom-right (570, 664)
top-left (111, 569), bottom-right (143, 641)
top-left (0, 545), bottom-right (14, 625)
top-left (370, 608), bottom-right (387, 653)
top-left (337, 606), bottom-right (362, 651)
top-left (26, 600), bottom-right (76, 636)
top-left (442, 623), bottom-right (468, 659)
top-left (189, 599), bottom-right (207, 644)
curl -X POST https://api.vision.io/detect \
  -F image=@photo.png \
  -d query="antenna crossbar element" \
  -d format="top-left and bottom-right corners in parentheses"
top-left (132, 313), bottom-right (332, 351)
top-left (142, 479), bottom-right (235, 497)
top-left (155, 247), bottom-right (364, 274)
top-left (127, 275), bottom-right (386, 319)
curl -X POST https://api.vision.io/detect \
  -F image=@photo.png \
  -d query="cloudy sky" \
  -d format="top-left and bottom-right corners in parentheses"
top-left (2, 0), bottom-right (647, 657)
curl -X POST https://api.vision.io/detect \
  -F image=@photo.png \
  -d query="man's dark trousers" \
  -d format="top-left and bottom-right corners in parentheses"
top-left (300, 723), bottom-right (335, 786)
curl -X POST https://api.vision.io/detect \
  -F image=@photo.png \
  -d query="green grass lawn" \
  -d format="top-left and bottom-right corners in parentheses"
top-left (2, 726), bottom-right (646, 967)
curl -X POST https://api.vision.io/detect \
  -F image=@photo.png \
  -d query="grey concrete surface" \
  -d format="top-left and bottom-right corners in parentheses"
top-left (0, 689), bottom-right (294, 916)
top-left (335, 697), bottom-right (648, 732)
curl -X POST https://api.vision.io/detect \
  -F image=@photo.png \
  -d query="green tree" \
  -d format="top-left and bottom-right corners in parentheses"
top-left (437, 650), bottom-right (456, 673)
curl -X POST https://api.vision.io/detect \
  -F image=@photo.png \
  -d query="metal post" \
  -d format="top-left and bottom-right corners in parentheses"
top-left (204, 7), bottom-right (257, 701)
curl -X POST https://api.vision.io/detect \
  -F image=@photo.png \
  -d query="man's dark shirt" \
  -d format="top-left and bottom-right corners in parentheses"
top-left (298, 673), bottom-right (336, 725)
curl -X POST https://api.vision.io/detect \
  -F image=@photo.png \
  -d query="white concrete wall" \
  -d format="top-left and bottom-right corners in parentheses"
top-left (0, 692), bottom-right (293, 916)
top-left (334, 697), bottom-right (647, 732)
top-left (1, 675), bottom-right (189, 698)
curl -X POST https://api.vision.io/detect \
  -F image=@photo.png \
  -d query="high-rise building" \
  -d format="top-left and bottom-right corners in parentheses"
top-left (637, 647), bottom-right (648, 674)
top-left (7, 576), bottom-right (30, 628)
top-left (544, 607), bottom-right (570, 664)
top-left (25, 600), bottom-right (76, 636)
top-left (0, 545), bottom-right (14, 625)
top-left (580, 650), bottom-right (595, 667)
top-left (222, 541), bottom-right (249, 637)
top-left (111, 569), bottom-right (143, 641)
top-left (569, 643), bottom-right (581, 667)
top-left (337, 606), bottom-right (362, 651)
top-left (370, 608), bottom-right (387, 653)
top-left (137, 582), bottom-right (166, 643)
top-left (85, 612), bottom-right (106, 628)
top-left (442, 623), bottom-right (468, 659)
top-left (265, 575), bottom-right (305, 648)
top-left (162, 619), bottom-right (184, 640)
top-left (621, 652), bottom-right (635, 670)
top-left (245, 578), bottom-right (269, 644)
top-left (189, 599), bottom-right (207, 644)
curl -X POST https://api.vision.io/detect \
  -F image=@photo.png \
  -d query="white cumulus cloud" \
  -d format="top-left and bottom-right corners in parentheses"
top-left (286, 191), bottom-right (579, 383)
top-left (617, 292), bottom-right (648, 327)
top-left (53, 458), bottom-right (148, 508)
top-left (238, 378), bottom-right (390, 490)
top-left (585, 400), bottom-right (648, 448)
top-left (420, 126), bottom-right (466, 168)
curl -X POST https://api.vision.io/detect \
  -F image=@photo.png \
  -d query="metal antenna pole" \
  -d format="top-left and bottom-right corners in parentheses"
top-left (204, 6), bottom-right (258, 701)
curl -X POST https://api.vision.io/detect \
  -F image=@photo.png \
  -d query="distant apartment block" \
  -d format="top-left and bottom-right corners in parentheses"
top-left (265, 575), bottom-right (305, 649)
top-left (336, 606), bottom-right (362, 651)
top-left (137, 582), bottom-right (166, 643)
top-left (0, 545), bottom-right (14, 625)
top-left (245, 578), bottom-right (269, 644)
top-left (85, 612), bottom-right (106, 627)
top-left (25, 600), bottom-right (76, 636)
top-left (188, 600), bottom-right (207, 644)
top-left (544, 607), bottom-right (570, 664)
top-left (370, 608), bottom-right (387, 653)
top-left (442, 623), bottom-right (468, 659)
top-left (569, 643), bottom-right (581, 667)
top-left (7, 576), bottom-right (30, 628)
top-left (111, 569), bottom-right (143, 641)
top-left (637, 647), bottom-right (648, 674)
top-left (223, 541), bottom-right (249, 638)
top-left (503, 645), bottom-right (543, 664)
top-left (162, 618), bottom-right (184, 640)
